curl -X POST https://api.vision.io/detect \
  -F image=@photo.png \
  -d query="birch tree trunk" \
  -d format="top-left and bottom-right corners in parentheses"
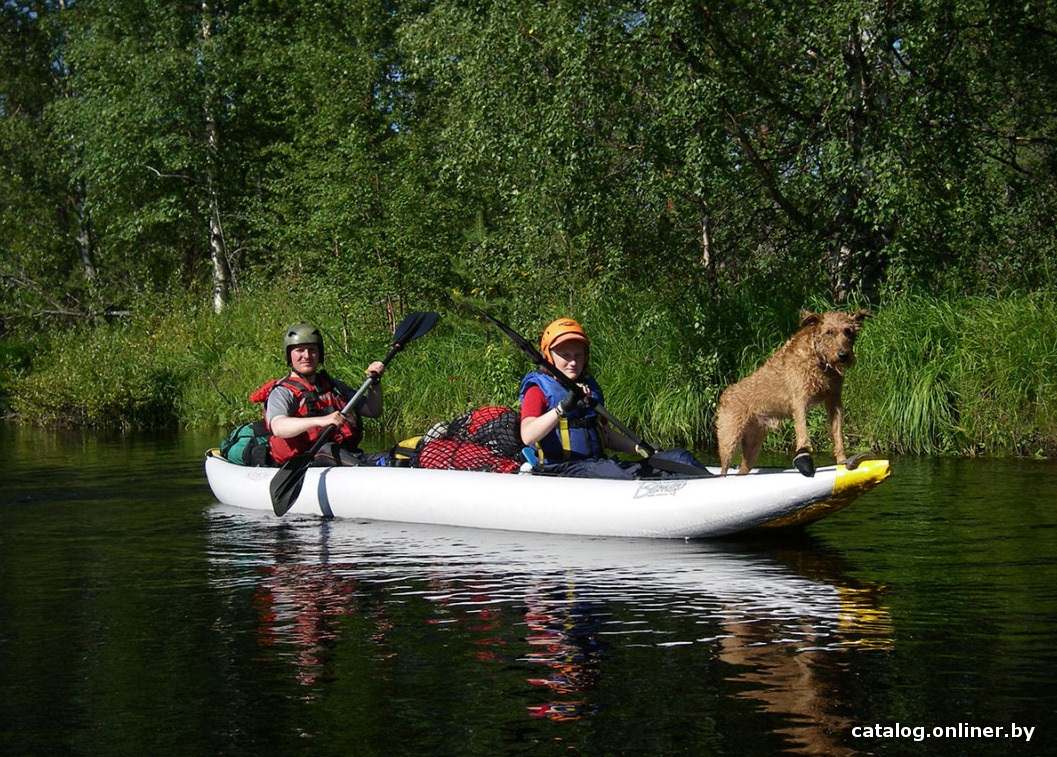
top-left (74, 184), bottom-right (96, 282)
top-left (699, 202), bottom-right (714, 278)
top-left (201, 1), bottom-right (230, 314)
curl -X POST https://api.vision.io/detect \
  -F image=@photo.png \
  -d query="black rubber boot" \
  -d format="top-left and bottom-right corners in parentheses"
top-left (793, 447), bottom-right (815, 477)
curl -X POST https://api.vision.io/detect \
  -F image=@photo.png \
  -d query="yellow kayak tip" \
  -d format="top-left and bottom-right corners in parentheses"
top-left (760, 459), bottom-right (892, 529)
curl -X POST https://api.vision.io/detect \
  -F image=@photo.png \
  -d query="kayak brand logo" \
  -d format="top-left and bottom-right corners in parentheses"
top-left (633, 480), bottom-right (688, 499)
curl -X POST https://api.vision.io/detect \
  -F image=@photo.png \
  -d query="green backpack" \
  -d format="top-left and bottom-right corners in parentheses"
top-left (220, 421), bottom-right (272, 466)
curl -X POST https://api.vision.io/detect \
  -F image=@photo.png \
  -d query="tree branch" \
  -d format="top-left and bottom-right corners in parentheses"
top-left (722, 105), bottom-right (815, 232)
top-left (146, 165), bottom-right (193, 181)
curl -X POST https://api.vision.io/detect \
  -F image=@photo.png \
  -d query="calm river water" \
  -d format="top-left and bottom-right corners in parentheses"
top-left (2, 426), bottom-right (1055, 755)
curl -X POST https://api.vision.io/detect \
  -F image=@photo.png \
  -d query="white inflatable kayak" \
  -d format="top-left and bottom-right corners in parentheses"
top-left (204, 451), bottom-right (890, 538)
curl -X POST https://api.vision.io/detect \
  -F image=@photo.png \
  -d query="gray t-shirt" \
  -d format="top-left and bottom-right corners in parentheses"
top-left (265, 376), bottom-right (357, 424)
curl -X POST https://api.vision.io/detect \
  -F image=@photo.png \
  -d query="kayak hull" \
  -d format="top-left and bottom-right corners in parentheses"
top-left (204, 453), bottom-right (890, 539)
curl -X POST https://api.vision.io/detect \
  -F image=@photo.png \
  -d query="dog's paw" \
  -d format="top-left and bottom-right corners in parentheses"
top-left (843, 451), bottom-right (874, 470)
top-left (793, 448), bottom-right (815, 477)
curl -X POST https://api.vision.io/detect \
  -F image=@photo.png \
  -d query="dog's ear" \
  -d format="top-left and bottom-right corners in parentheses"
top-left (852, 309), bottom-right (871, 325)
top-left (798, 310), bottom-right (821, 328)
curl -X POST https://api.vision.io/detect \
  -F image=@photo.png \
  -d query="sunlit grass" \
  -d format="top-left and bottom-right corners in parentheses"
top-left (10, 285), bottom-right (1057, 457)
top-left (844, 295), bottom-right (1057, 455)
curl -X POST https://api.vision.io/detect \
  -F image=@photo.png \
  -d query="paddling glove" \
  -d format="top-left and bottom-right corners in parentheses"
top-left (555, 390), bottom-right (579, 417)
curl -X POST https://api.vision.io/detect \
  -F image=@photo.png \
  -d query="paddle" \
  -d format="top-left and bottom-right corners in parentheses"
top-left (472, 308), bottom-right (710, 478)
top-left (269, 310), bottom-right (440, 516)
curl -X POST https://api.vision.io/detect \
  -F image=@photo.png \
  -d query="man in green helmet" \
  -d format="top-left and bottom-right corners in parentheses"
top-left (260, 323), bottom-right (385, 466)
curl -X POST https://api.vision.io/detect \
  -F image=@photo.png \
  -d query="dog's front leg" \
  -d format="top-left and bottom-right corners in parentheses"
top-left (826, 396), bottom-right (846, 464)
top-left (792, 403), bottom-right (815, 477)
top-left (792, 403), bottom-right (812, 455)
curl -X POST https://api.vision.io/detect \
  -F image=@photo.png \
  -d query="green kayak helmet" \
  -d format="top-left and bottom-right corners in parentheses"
top-left (283, 322), bottom-right (324, 365)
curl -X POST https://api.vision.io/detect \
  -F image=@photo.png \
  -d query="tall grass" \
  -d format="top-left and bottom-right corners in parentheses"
top-left (844, 295), bottom-right (1057, 456)
top-left (10, 286), bottom-right (1057, 457)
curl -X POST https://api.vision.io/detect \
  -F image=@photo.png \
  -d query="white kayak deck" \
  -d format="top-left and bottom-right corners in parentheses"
top-left (204, 452), bottom-right (891, 539)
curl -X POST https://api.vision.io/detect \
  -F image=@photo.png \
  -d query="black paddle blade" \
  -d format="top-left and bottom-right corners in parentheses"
top-left (393, 311), bottom-right (440, 345)
top-left (472, 308), bottom-right (581, 392)
top-left (269, 454), bottom-right (314, 516)
top-left (644, 453), bottom-right (714, 478)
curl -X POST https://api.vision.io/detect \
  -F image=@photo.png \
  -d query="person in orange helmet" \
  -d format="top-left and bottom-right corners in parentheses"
top-left (518, 318), bottom-right (682, 479)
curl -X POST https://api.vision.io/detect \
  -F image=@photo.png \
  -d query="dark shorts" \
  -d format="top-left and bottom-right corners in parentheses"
top-left (542, 449), bottom-right (709, 480)
top-left (310, 442), bottom-right (386, 467)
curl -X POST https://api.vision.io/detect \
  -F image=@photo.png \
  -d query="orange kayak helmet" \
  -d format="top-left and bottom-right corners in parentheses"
top-left (539, 317), bottom-right (590, 364)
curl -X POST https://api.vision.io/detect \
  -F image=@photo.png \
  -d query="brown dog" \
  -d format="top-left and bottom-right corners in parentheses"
top-left (716, 309), bottom-right (869, 476)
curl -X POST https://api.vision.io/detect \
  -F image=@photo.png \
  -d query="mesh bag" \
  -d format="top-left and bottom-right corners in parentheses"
top-left (415, 406), bottom-right (523, 474)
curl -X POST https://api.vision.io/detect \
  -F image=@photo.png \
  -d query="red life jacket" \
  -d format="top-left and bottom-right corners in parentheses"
top-left (250, 371), bottom-right (362, 465)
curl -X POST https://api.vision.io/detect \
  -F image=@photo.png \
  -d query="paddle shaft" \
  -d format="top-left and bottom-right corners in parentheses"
top-left (591, 404), bottom-right (654, 458)
top-left (270, 311), bottom-right (440, 517)
top-left (297, 340), bottom-right (404, 461)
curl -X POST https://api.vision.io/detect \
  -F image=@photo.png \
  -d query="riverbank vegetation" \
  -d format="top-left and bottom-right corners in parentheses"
top-left (3, 1), bottom-right (1056, 456)
top-left (8, 287), bottom-right (1057, 457)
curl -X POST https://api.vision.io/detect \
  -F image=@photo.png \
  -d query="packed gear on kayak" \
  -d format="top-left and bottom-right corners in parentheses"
top-left (415, 406), bottom-right (524, 474)
top-left (219, 421), bottom-right (272, 466)
top-left (386, 436), bottom-right (424, 467)
top-left (283, 322), bottom-right (325, 365)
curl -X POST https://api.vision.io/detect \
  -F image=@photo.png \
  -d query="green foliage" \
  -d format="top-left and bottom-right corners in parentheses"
top-left (4, 1), bottom-right (1057, 457)
top-left (0, 338), bottom-right (31, 415)
top-left (6, 0), bottom-right (1056, 332)
top-left (8, 286), bottom-right (1057, 457)
top-left (845, 296), bottom-right (1057, 456)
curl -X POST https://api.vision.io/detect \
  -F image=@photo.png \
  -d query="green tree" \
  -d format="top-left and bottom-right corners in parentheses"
top-left (0, 1), bottom-right (89, 326)
top-left (229, 0), bottom-right (459, 325)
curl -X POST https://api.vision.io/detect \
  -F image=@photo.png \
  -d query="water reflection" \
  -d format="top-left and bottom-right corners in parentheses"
top-left (521, 585), bottom-right (605, 722)
top-left (207, 506), bottom-right (892, 744)
top-left (5, 429), bottom-right (1054, 755)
